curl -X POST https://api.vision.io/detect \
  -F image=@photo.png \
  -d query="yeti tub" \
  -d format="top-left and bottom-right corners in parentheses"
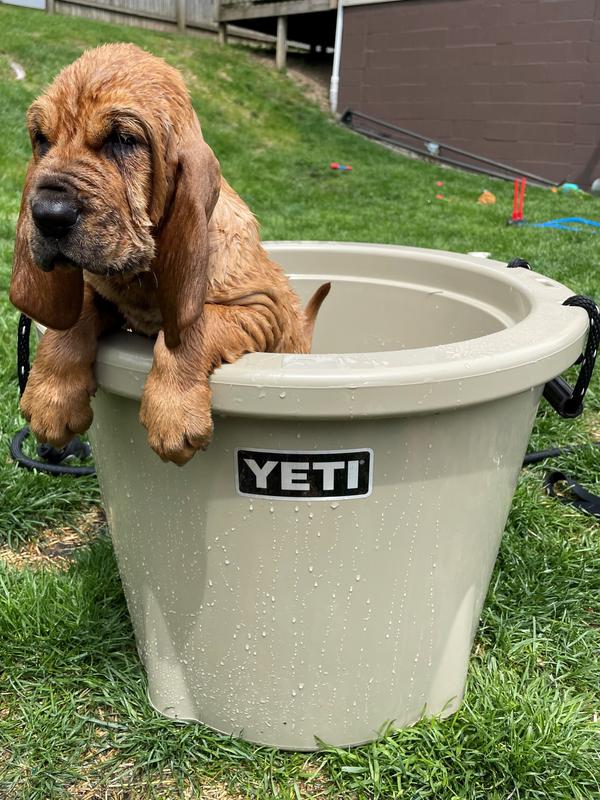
top-left (88, 242), bottom-right (589, 750)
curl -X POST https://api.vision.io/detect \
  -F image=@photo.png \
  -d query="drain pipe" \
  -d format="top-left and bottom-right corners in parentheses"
top-left (330, 0), bottom-right (344, 113)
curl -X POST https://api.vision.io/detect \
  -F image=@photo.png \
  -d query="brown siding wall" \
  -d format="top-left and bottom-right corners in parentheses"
top-left (339, 0), bottom-right (600, 184)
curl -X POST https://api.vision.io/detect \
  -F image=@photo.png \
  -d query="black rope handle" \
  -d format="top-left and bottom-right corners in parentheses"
top-left (17, 313), bottom-right (31, 397)
top-left (10, 427), bottom-right (94, 477)
top-left (11, 314), bottom-right (95, 476)
top-left (507, 259), bottom-right (600, 419)
top-left (507, 258), bottom-right (531, 270)
top-left (543, 295), bottom-right (600, 418)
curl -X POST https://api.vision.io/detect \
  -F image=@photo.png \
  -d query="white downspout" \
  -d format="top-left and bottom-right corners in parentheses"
top-left (329, 0), bottom-right (344, 114)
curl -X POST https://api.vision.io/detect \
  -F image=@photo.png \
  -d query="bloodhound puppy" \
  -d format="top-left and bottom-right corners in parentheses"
top-left (10, 44), bottom-right (329, 465)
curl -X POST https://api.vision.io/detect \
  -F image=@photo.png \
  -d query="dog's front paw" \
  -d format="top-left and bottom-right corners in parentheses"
top-left (20, 368), bottom-right (95, 447)
top-left (139, 379), bottom-right (213, 466)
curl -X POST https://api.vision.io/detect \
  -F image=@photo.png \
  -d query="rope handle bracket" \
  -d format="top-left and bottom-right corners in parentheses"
top-left (507, 261), bottom-right (599, 419)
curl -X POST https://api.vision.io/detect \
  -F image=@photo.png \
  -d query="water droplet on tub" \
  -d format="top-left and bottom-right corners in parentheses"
top-left (330, 502), bottom-right (340, 509)
top-left (224, 559), bottom-right (230, 566)
top-left (279, 392), bottom-right (286, 399)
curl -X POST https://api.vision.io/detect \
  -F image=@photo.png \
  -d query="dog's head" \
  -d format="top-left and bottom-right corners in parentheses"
top-left (10, 44), bottom-right (221, 347)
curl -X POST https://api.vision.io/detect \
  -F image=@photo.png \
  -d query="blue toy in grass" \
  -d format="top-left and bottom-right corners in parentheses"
top-left (559, 183), bottom-right (580, 193)
top-left (528, 217), bottom-right (600, 233)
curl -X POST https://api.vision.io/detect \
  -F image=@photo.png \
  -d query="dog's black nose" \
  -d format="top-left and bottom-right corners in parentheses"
top-left (31, 188), bottom-right (79, 238)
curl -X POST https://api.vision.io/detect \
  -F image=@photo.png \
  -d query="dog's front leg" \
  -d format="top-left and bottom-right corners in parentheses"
top-left (20, 285), bottom-right (122, 447)
top-left (140, 303), bottom-right (275, 465)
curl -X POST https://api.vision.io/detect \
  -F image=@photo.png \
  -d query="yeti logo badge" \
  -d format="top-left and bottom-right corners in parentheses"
top-left (235, 448), bottom-right (373, 501)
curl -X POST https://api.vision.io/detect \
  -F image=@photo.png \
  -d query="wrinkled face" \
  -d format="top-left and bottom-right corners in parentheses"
top-left (12, 45), bottom-right (221, 343)
top-left (25, 95), bottom-right (156, 277)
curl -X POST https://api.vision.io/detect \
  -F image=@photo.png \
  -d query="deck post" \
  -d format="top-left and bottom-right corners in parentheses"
top-left (276, 15), bottom-right (287, 70)
top-left (218, 22), bottom-right (228, 44)
top-left (46, 0), bottom-right (55, 13)
top-left (176, 0), bottom-right (186, 33)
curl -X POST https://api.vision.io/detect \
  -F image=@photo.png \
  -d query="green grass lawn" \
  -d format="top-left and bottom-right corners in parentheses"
top-left (1, 5), bottom-right (599, 798)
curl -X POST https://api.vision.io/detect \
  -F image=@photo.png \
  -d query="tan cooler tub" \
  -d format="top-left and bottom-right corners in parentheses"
top-left (88, 243), bottom-right (588, 750)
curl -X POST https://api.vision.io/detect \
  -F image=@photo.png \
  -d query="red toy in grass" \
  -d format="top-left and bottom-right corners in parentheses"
top-left (509, 177), bottom-right (527, 224)
top-left (330, 162), bottom-right (353, 172)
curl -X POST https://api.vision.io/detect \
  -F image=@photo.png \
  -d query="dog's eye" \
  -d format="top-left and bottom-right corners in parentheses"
top-left (104, 130), bottom-right (138, 158)
top-left (34, 132), bottom-right (50, 157)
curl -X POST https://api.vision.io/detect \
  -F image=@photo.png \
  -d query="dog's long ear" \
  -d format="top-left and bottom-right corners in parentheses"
top-left (9, 164), bottom-right (84, 330)
top-left (152, 116), bottom-right (221, 349)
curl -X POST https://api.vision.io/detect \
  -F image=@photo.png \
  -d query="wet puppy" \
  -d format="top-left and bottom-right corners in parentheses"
top-left (10, 44), bottom-right (329, 464)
